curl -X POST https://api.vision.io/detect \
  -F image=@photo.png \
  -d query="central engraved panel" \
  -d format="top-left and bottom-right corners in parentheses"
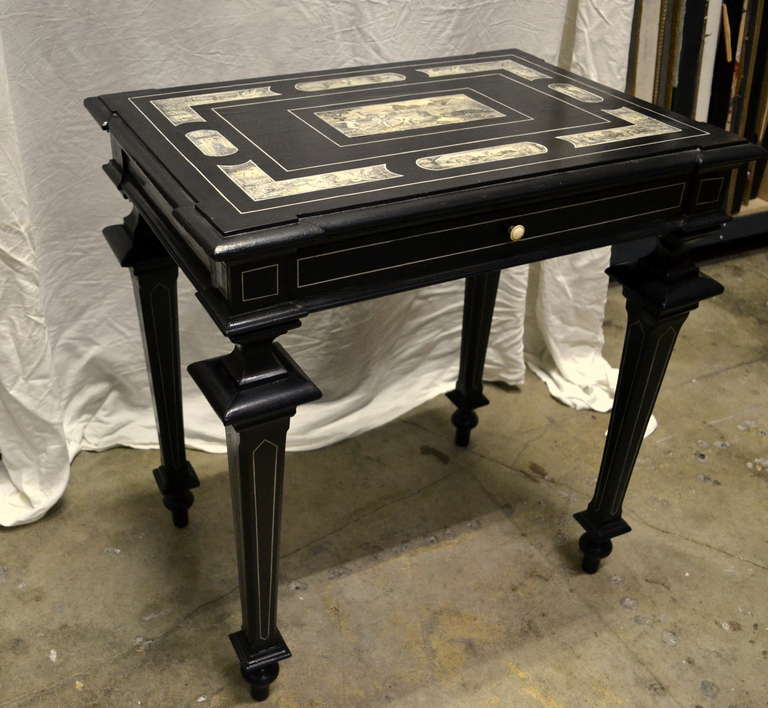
top-left (313, 93), bottom-right (505, 138)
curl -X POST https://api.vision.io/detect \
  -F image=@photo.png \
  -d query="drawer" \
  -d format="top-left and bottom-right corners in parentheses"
top-left (296, 181), bottom-right (686, 289)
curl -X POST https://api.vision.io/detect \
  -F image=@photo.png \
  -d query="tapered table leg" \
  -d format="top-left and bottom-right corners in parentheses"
top-left (189, 325), bottom-right (320, 701)
top-left (104, 209), bottom-right (199, 528)
top-left (447, 270), bottom-right (501, 446)
top-left (575, 235), bottom-right (723, 573)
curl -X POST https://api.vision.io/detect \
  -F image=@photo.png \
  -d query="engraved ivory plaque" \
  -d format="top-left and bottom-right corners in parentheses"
top-left (314, 93), bottom-right (505, 138)
top-left (220, 160), bottom-right (401, 201)
top-left (547, 83), bottom-right (603, 103)
top-left (416, 141), bottom-right (547, 170)
top-left (186, 129), bottom-right (239, 156)
top-left (417, 59), bottom-right (550, 81)
top-left (295, 72), bottom-right (406, 92)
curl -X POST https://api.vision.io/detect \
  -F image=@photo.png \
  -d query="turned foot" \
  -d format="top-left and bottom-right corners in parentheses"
top-left (451, 408), bottom-right (478, 447)
top-left (161, 488), bottom-right (194, 528)
top-left (153, 463), bottom-right (199, 528)
top-left (243, 662), bottom-right (280, 702)
top-left (578, 533), bottom-right (613, 574)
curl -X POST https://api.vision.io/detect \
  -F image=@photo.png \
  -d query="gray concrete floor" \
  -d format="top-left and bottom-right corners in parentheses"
top-left (2, 250), bottom-right (767, 707)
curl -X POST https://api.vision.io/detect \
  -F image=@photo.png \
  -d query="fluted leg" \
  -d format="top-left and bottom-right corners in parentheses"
top-left (575, 235), bottom-right (723, 573)
top-left (104, 210), bottom-right (198, 528)
top-left (189, 326), bottom-right (320, 701)
top-left (447, 270), bottom-right (500, 446)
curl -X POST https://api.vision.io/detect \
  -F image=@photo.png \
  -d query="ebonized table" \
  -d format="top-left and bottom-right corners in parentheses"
top-left (85, 48), bottom-right (763, 701)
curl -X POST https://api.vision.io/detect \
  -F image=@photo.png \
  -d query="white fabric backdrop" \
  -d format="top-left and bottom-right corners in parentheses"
top-left (0, 0), bottom-right (635, 526)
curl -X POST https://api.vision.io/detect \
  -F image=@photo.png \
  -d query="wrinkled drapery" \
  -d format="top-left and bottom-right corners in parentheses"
top-left (0, 0), bottom-right (634, 526)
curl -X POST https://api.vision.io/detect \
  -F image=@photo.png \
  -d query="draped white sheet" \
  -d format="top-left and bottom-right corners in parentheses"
top-left (0, 0), bottom-right (634, 526)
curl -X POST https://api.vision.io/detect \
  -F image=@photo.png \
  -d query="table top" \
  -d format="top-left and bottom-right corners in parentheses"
top-left (86, 48), bottom-right (752, 257)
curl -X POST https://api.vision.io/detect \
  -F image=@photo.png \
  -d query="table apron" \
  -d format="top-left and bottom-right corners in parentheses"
top-left (293, 181), bottom-right (686, 291)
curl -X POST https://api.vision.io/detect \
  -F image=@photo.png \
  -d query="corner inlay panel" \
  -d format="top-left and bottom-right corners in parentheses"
top-left (416, 141), bottom-right (547, 170)
top-left (557, 107), bottom-right (681, 148)
top-left (313, 93), bottom-right (505, 138)
top-left (151, 86), bottom-right (280, 125)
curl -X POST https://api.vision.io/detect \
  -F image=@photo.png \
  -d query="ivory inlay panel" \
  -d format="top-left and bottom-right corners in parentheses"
top-left (417, 60), bottom-right (550, 81)
top-left (548, 83), bottom-right (603, 103)
top-left (186, 129), bottom-right (239, 156)
top-left (416, 141), bottom-right (547, 170)
top-left (220, 160), bottom-right (401, 202)
top-left (295, 73), bottom-right (406, 91)
top-left (314, 93), bottom-right (505, 138)
top-left (556, 107), bottom-right (681, 148)
top-left (152, 86), bottom-right (280, 125)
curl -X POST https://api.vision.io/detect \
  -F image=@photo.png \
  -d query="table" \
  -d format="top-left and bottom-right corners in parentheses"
top-left (85, 48), bottom-right (763, 701)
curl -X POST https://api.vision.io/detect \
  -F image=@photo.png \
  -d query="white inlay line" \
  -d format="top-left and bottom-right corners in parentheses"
top-left (695, 176), bottom-right (725, 205)
top-left (240, 264), bottom-right (280, 302)
top-left (252, 439), bottom-right (279, 641)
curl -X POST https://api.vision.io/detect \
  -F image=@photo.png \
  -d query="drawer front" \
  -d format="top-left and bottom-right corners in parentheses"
top-left (296, 181), bottom-right (686, 289)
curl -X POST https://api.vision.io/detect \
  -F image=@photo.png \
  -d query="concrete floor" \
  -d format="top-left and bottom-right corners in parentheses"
top-left (2, 250), bottom-right (767, 707)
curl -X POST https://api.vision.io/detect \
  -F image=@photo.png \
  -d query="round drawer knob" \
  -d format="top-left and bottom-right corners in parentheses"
top-left (508, 224), bottom-right (526, 241)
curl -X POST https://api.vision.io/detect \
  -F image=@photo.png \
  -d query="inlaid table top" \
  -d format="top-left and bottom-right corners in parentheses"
top-left (86, 49), bottom-right (750, 258)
